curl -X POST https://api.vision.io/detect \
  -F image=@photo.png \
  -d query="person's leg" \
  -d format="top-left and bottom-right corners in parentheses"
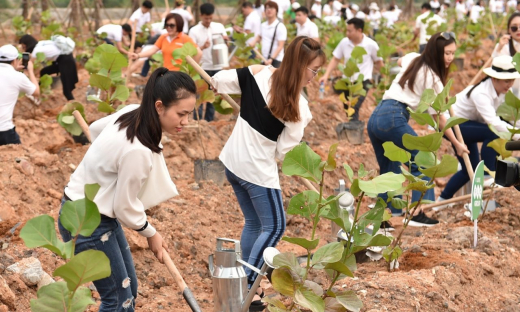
top-left (205, 103), bottom-right (215, 122)
top-left (113, 221), bottom-right (138, 304)
top-left (40, 62), bottom-right (59, 77)
top-left (0, 127), bottom-right (21, 146)
top-left (440, 142), bottom-right (479, 199)
top-left (140, 59), bottom-right (151, 77)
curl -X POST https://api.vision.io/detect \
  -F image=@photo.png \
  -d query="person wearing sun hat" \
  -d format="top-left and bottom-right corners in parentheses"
top-left (368, 2), bottom-right (381, 36)
top-left (0, 44), bottom-right (39, 146)
top-left (438, 55), bottom-right (520, 204)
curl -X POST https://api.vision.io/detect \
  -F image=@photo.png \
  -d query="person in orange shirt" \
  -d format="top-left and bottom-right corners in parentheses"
top-left (130, 13), bottom-right (202, 70)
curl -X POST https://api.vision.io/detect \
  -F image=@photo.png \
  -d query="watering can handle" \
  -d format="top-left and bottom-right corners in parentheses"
top-left (237, 259), bottom-right (265, 276)
top-left (208, 254), bottom-right (214, 275)
top-left (216, 238), bottom-right (241, 252)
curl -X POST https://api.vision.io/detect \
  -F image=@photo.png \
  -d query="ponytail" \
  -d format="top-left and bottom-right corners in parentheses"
top-left (116, 67), bottom-right (196, 153)
top-left (466, 76), bottom-right (490, 98)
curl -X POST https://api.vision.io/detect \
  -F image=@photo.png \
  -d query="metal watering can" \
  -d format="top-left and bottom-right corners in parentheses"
top-left (211, 34), bottom-right (229, 68)
top-left (209, 238), bottom-right (280, 312)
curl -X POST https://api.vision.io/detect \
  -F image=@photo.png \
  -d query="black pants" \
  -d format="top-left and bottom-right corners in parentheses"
top-left (0, 127), bottom-right (21, 146)
top-left (342, 80), bottom-right (371, 121)
top-left (193, 70), bottom-right (219, 122)
top-left (40, 54), bottom-right (79, 101)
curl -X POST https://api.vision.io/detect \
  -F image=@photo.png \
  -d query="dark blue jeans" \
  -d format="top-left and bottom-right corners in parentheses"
top-left (225, 168), bottom-right (286, 287)
top-left (440, 120), bottom-right (498, 199)
top-left (58, 197), bottom-right (138, 312)
top-left (367, 99), bottom-right (435, 215)
top-left (193, 70), bottom-right (219, 122)
top-left (0, 127), bottom-right (21, 146)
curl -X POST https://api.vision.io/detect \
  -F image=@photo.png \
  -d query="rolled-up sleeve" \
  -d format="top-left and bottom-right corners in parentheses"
top-left (211, 69), bottom-right (242, 95)
top-left (114, 148), bottom-right (156, 237)
top-left (275, 101), bottom-right (313, 160)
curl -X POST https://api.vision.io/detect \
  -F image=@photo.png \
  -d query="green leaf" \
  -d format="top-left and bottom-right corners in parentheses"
top-left (84, 184), bottom-right (100, 201)
top-left (419, 154), bottom-right (458, 178)
top-left (505, 89), bottom-right (520, 109)
top-left (312, 242), bottom-right (344, 267)
top-left (324, 261), bottom-right (354, 277)
top-left (431, 79), bottom-right (454, 113)
top-left (213, 97), bottom-right (234, 115)
top-left (110, 85), bottom-right (130, 102)
top-left (282, 237), bottom-right (320, 251)
top-left (30, 282), bottom-right (94, 312)
top-left (287, 190), bottom-right (320, 220)
top-left (95, 44), bottom-right (128, 71)
top-left (84, 57), bottom-right (101, 74)
top-left (358, 163), bottom-right (367, 178)
top-left (53, 250), bottom-right (111, 292)
top-left (61, 115), bottom-right (75, 124)
top-left (294, 286), bottom-right (325, 312)
top-left (86, 95), bottom-right (103, 104)
top-left (489, 124), bottom-right (512, 140)
top-left (271, 268), bottom-right (298, 297)
top-left (357, 203), bottom-right (386, 233)
top-left (36, 52), bottom-right (47, 63)
top-left (324, 143), bottom-right (339, 171)
top-left (352, 233), bottom-right (392, 253)
top-left (487, 138), bottom-right (513, 159)
top-left (97, 101), bottom-right (116, 113)
top-left (415, 89), bottom-right (436, 113)
top-left (263, 297), bottom-right (288, 311)
top-left (40, 74), bottom-right (53, 88)
top-left (20, 215), bottom-right (73, 259)
top-left (383, 142), bottom-right (411, 163)
top-left (512, 52), bottom-right (520, 74)
top-left (402, 132), bottom-right (443, 152)
top-left (442, 116), bottom-right (467, 134)
top-left (324, 297), bottom-right (348, 312)
top-left (382, 245), bottom-right (402, 262)
top-left (343, 164), bottom-right (354, 182)
top-left (336, 290), bottom-right (363, 312)
top-left (273, 253), bottom-right (305, 277)
top-left (390, 197), bottom-right (407, 209)
top-left (350, 46), bottom-right (367, 62)
top-left (357, 172), bottom-right (405, 197)
top-left (415, 151), bottom-right (437, 168)
top-left (405, 180), bottom-right (433, 193)
top-left (350, 179), bottom-right (361, 197)
top-left (409, 111), bottom-right (437, 128)
top-left (282, 143), bottom-right (323, 183)
top-left (89, 73), bottom-right (111, 91)
top-left (59, 196), bottom-right (101, 237)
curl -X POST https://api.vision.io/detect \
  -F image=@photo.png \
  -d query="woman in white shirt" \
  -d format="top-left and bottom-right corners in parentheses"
top-left (58, 68), bottom-right (196, 312)
top-left (440, 56), bottom-right (520, 201)
top-left (211, 37), bottom-right (324, 309)
top-left (170, 0), bottom-right (194, 33)
top-left (493, 13), bottom-right (520, 96)
top-left (367, 32), bottom-right (468, 227)
top-left (456, 0), bottom-right (467, 20)
top-left (469, 0), bottom-right (485, 23)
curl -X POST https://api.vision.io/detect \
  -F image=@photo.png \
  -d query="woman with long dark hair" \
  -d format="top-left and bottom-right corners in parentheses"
top-left (438, 55), bottom-right (520, 204)
top-left (492, 12), bottom-right (520, 96)
top-left (59, 68), bottom-right (196, 312)
top-left (212, 36), bottom-right (325, 309)
top-left (367, 32), bottom-right (469, 227)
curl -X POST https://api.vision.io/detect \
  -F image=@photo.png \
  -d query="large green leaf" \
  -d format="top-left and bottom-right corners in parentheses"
top-left (489, 124), bottom-right (512, 140)
top-left (415, 89), bottom-right (436, 113)
top-left (357, 172), bottom-right (405, 197)
top-left (497, 102), bottom-right (520, 123)
top-left (487, 138), bottom-right (513, 159)
top-left (97, 101), bottom-right (116, 113)
top-left (110, 85), bottom-right (130, 102)
top-left (30, 282), bottom-right (94, 312)
top-left (84, 57), bottom-right (101, 74)
top-left (94, 44), bottom-right (128, 71)
top-left (505, 89), bottom-right (520, 109)
top-left (89, 73), bottom-right (111, 91)
top-left (271, 268), bottom-right (298, 297)
top-left (356, 202), bottom-right (385, 233)
top-left (415, 151), bottom-right (437, 168)
top-left (282, 237), bottom-right (320, 251)
top-left (442, 116), bottom-right (467, 134)
top-left (20, 215), bottom-right (73, 259)
top-left (324, 261), bottom-right (354, 277)
top-left (351, 233), bottom-right (392, 253)
top-left (512, 52), bottom-right (520, 74)
top-left (350, 46), bottom-right (367, 62)
top-left (53, 250), bottom-right (111, 291)
top-left (402, 132), bottom-right (443, 152)
top-left (311, 242), bottom-right (343, 267)
top-left (409, 111), bottom-right (436, 128)
top-left (343, 164), bottom-right (354, 182)
top-left (40, 74), bottom-right (53, 89)
top-left (294, 286), bottom-right (325, 312)
top-left (273, 253), bottom-right (305, 277)
top-left (343, 59), bottom-right (360, 78)
top-left (324, 143), bottom-right (339, 171)
top-left (287, 190), bottom-right (320, 220)
top-left (419, 154), bottom-right (458, 178)
top-left (431, 79), bottom-right (454, 113)
top-left (382, 245), bottom-right (403, 262)
top-left (60, 184), bottom-right (101, 237)
top-left (282, 143), bottom-right (323, 183)
top-left (336, 290), bottom-right (363, 312)
top-left (383, 142), bottom-right (411, 163)
top-left (324, 297), bottom-right (347, 312)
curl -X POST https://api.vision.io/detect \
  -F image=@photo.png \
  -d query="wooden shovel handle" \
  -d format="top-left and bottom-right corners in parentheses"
top-left (72, 110), bottom-right (91, 142)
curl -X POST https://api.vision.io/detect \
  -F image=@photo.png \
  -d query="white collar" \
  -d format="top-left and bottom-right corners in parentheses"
top-left (0, 63), bottom-right (14, 71)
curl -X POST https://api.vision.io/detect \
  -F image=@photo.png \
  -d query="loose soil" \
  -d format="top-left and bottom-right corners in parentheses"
top-left (1, 31), bottom-right (520, 312)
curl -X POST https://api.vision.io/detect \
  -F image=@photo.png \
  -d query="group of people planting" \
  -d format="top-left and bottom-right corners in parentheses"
top-left (3, 1), bottom-right (520, 311)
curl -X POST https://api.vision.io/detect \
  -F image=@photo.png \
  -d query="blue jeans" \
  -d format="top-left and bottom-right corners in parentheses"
top-left (193, 70), bottom-right (219, 122)
top-left (367, 99), bottom-right (435, 215)
top-left (0, 127), bottom-right (21, 145)
top-left (440, 120), bottom-right (498, 199)
top-left (58, 197), bottom-right (138, 312)
top-left (225, 168), bottom-right (286, 286)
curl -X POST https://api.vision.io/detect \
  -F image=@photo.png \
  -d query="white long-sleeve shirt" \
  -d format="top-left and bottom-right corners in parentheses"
top-left (65, 105), bottom-right (179, 237)
top-left (212, 66), bottom-right (312, 189)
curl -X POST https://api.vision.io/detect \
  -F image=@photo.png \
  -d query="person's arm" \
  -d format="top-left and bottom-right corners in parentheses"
top-left (129, 45), bottom-right (160, 60)
top-left (24, 61), bottom-right (40, 97)
top-left (374, 59), bottom-right (384, 72)
top-left (473, 93), bottom-right (517, 133)
top-left (194, 47), bottom-right (203, 63)
top-left (269, 40), bottom-right (285, 61)
top-left (211, 68), bottom-right (243, 95)
top-left (276, 101), bottom-right (313, 160)
top-left (115, 41), bottom-right (129, 55)
top-left (435, 113), bottom-right (470, 156)
top-left (318, 56), bottom-right (341, 84)
top-left (249, 34), bottom-right (261, 47)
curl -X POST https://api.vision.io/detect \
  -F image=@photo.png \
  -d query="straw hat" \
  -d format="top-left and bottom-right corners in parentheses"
top-left (369, 2), bottom-right (380, 10)
top-left (483, 55), bottom-right (520, 80)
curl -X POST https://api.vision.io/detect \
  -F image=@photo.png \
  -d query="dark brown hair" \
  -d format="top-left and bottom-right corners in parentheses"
top-left (398, 32), bottom-right (456, 93)
top-left (265, 1), bottom-right (279, 13)
top-left (507, 12), bottom-right (520, 56)
top-left (269, 37), bottom-right (325, 122)
top-left (116, 68), bottom-right (196, 153)
top-left (164, 13), bottom-right (184, 34)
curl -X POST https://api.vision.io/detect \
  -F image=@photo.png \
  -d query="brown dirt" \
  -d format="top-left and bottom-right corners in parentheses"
top-left (1, 32), bottom-right (520, 312)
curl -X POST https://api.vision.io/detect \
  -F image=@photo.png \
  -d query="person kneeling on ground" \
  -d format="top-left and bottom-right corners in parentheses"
top-left (0, 44), bottom-right (39, 146)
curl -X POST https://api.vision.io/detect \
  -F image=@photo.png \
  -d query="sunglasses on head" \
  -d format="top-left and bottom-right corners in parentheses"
top-left (165, 23), bottom-right (176, 29)
top-left (440, 31), bottom-right (456, 41)
top-left (511, 26), bottom-right (520, 32)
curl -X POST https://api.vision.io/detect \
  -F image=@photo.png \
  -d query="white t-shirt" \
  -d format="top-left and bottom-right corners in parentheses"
top-left (323, 4), bottom-right (332, 16)
top-left (470, 5), bottom-right (484, 22)
top-left (259, 20), bottom-right (287, 61)
top-left (415, 11), bottom-right (444, 45)
top-left (466, 0), bottom-right (474, 10)
top-left (96, 24), bottom-right (123, 42)
top-left (0, 63), bottom-right (36, 131)
top-left (129, 8), bottom-right (151, 33)
top-left (383, 53), bottom-right (444, 112)
top-left (430, 0), bottom-right (441, 8)
top-left (296, 19), bottom-right (319, 39)
top-left (311, 3), bottom-right (322, 18)
top-left (170, 8), bottom-right (193, 33)
top-left (188, 22), bottom-right (227, 70)
top-left (332, 35), bottom-right (382, 81)
top-left (490, 0), bottom-right (497, 12)
top-left (31, 40), bottom-right (61, 61)
top-left (382, 10), bottom-right (399, 27)
top-left (356, 11), bottom-right (367, 19)
top-left (273, 0), bottom-right (291, 19)
top-left (456, 2), bottom-right (467, 20)
top-left (508, 0), bottom-right (517, 9)
top-left (332, 0), bottom-right (343, 15)
top-left (151, 21), bottom-right (168, 36)
top-left (368, 11), bottom-right (382, 29)
top-left (244, 10), bottom-right (262, 45)
top-left (495, 0), bottom-right (505, 12)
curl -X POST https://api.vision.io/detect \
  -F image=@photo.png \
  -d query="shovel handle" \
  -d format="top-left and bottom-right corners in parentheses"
top-left (162, 249), bottom-right (203, 312)
top-left (72, 110), bottom-right (91, 142)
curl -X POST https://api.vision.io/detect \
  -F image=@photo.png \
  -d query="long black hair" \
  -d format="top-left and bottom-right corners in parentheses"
top-left (507, 12), bottom-right (520, 56)
top-left (116, 68), bottom-right (196, 153)
top-left (398, 32), bottom-right (456, 93)
top-left (466, 76), bottom-right (490, 98)
top-left (19, 34), bottom-right (37, 53)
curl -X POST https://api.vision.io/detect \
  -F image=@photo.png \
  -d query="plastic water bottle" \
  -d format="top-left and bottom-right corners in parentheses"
top-left (319, 81), bottom-right (325, 99)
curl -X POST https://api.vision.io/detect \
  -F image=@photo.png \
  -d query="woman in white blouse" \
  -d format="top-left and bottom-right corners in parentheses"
top-left (439, 55), bottom-right (520, 202)
top-left (492, 12), bottom-right (520, 96)
top-left (367, 32), bottom-right (468, 227)
top-left (59, 68), bottom-right (196, 312)
top-left (211, 36), bottom-right (325, 310)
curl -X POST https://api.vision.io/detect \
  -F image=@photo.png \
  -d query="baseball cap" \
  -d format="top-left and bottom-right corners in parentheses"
top-left (0, 44), bottom-right (19, 62)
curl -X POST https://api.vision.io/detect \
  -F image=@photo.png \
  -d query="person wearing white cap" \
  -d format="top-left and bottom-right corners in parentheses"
top-left (368, 2), bottom-right (381, 36)
top-left (311, 0), bottom-right (322, 18)
top-left (0, 44), bottom-right (39, 146)
top-left (438, 55), bottom-right (520, 203)
top-left (295, 6), bottom-right (320, 41)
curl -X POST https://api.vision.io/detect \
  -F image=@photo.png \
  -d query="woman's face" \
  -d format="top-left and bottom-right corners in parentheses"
top-left (156, 96), bottom-right (196, 135)
top-left (492, 78), bottom-right (515, 94)
top-left (444, 42), bottom-right (456, 68)
top-left (509, 16), bottom-right (520, 41)
top-left (165, 18), bottom-right (178, 37)
top-left (303, 57), bottom-right (323, 86)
